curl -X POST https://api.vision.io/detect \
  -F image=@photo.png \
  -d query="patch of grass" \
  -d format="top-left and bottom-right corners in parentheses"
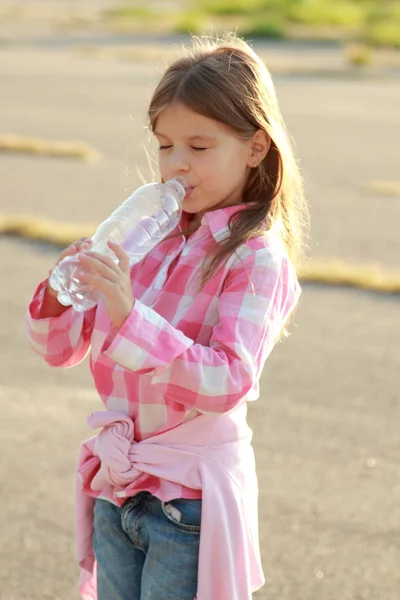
top-left (0, 134), bottom-right (100, 162)
top-left (0, 214), bottom-right (95, 248)
top-left (301, 260), bottom-right (400, 295)
top-left (243, 12), bottom-right (286, 39)
top-left (96, 1), bottom-right (400, 48)
top-left (197, 0), bottom-right (266, 17)
top-left (174, 11), bottom-right (206, 35)
top-left (367, 181), bottom-right (400, 197)
top-left (365, 21), bottom-right (400, 49)
top-left (345, 43), bottom-right (373, 67)
top-left (287, 0), bottom-right (363, 28)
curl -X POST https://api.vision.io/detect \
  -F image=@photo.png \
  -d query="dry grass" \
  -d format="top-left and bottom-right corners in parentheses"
top-left (345, 43), bottom-right (373, 67)
top-left (366, 180), bottom-right (400, 197)
top-left (301, 260), bottom-right (400, 295)
top-left (1, 214), bottom-right (400, 295)
top-left (0, 214), bottom-right (96, 248)
top-left (0, 134), bottom-right (101, 162)
top-left (1, 0), bottom-right (400, 47)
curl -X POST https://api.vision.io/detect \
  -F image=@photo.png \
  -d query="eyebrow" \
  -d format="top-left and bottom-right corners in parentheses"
top-left (154, 131), bottom-right (217, 141)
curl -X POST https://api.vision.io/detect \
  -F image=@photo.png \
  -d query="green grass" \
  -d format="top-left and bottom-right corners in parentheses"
top-left (174, 11), bottom-right (206, 35)
top-left (287, 0), bottom-right (363, 28)
top-left (365, 21), bottom-right (400, 48)
top-left (243, 12), bottom-right (286, 39)
top-left (197, 0), bottom-right (266, 16)
top-left (362, 3), bottom-right (400, 48)
top-left (102, 1), bottom-right (400, 48)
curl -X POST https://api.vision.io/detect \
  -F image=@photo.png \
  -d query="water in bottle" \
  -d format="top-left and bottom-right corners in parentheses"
top-left (49, 177), bottom-right (188, 312)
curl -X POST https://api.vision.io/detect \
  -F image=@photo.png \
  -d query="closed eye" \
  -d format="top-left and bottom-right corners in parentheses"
top-left (159, 145), bottom-right (207, 152)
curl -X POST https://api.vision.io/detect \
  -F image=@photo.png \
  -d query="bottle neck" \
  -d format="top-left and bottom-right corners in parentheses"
top-left (166, 177), bottom-right (188, 202)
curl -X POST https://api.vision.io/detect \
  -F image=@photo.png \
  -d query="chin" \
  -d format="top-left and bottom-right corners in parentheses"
top-left (182, 199), bottom-right (201, 213)
top-left (183, 206), bottom-right (199, 214)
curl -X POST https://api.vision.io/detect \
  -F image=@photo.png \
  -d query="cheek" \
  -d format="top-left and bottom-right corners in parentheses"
top-left (157, 156), bottom-right (170, 181)
top-left (198, 153), bottom-right (226, 178)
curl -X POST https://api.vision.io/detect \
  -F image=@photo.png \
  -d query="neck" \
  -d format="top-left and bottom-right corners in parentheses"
top-left (185, 213), bottom-right (202, 238)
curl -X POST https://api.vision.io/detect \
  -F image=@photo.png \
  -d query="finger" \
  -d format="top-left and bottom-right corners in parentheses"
top-left (58, 239), bottom-right (91, 262)
top-left (57, 245), bottom-right (78, 264)
top-left (78, 253), bottom-right (120, 282)
top-left (107, 241), bottom-right (130, 273)
top-left (79, 271), bottom-right (116, 295)
top-left (73, 239), bottom-right (93, 253)
top-left (81, 250), bottom-right (120, 271)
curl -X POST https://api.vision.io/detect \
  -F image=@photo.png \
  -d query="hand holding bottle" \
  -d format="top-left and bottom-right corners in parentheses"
top-left (77, 241), bottom-right (134, 329)
top-left (39, 238), bottom-right (93, 318)
top-left (49, 177), bottom-right (187, 312)
top-left (47, 238), bottom-right (93, 298)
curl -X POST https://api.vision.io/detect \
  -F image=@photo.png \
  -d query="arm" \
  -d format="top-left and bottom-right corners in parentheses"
top-left (26, 278), bottom-right (96, 368)
top-left (100, 245), bottom-right (301, 414)
top-left (39, 280), bottom-right (72, 319)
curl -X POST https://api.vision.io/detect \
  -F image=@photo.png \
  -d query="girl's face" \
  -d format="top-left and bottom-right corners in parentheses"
top-left (154, 103), bottom-right (257, 221)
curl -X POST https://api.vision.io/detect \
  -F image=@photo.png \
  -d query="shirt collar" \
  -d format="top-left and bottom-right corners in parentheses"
top-left (181, 204), bottom-right (249, 244)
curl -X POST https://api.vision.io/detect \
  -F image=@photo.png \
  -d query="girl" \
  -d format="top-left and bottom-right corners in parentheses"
top-left (27, 34), bottom-right (308, 600)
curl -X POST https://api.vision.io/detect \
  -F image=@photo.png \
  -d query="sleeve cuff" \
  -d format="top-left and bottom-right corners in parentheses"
top-left (101, 300), bottom-right (192, 373)
top-left (27, 278), bottom-right (74, 327)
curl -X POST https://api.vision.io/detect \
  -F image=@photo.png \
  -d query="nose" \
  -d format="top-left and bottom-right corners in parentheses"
top-left (169, 148), bottom-right (190, 174)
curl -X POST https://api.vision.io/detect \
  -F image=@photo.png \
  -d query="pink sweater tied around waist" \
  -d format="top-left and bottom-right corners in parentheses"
top-left (85, 412), bottom-right (142, 492)
top-left (75, 407), bottom-right (264, 600)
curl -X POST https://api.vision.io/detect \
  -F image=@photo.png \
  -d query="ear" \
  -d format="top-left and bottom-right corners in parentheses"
top-left (247, 129), bottom-right (271, 168)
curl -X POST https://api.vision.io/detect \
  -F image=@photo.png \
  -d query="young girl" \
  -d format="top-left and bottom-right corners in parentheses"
top-left (26, 34), bottom-right (308, 600)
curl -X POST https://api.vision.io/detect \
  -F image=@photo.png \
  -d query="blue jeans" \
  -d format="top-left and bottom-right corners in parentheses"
top-left (93, 491), bottom-right (202, 600)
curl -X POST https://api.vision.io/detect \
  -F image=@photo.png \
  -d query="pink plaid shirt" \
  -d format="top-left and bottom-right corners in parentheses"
top-left (26, 204), bottom-right (301, 504)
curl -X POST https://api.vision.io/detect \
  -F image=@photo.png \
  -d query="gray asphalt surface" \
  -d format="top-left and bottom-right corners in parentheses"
top-left (0, 28), bottom-right (399, 600)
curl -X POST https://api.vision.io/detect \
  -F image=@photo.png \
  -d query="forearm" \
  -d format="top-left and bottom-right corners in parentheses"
top-left (27, 279), bottom-right (96, 367)
top-left (39, 282), bottom-right (70, 319)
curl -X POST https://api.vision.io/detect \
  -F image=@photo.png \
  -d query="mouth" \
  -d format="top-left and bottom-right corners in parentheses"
top-left (185, 186), bottom-right (195, 198)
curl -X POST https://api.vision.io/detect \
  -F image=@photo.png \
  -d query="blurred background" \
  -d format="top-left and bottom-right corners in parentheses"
top-left (1, 1), bottom-right (399, 599)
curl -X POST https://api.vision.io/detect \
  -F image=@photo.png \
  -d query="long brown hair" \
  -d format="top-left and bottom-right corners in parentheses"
top-left (148, 34), bottom-right (309, 290)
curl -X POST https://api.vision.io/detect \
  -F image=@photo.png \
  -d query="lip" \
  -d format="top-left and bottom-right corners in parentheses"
top-left (185, 186), bottom-right (195, 198)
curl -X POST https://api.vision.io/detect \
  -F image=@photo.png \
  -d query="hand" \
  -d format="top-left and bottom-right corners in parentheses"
top-left (47, 237), bottom-right (93, 299)
top-left (77, 241), bottom-right (135, 329)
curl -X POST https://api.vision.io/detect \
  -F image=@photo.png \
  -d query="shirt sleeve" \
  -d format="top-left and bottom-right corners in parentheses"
top-left (26, 278), bottom-right (96, 368)
top-left (102, 246), bottom-right (301, 414)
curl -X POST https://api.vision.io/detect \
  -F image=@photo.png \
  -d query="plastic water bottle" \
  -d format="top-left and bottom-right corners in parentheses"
top-left (49, 177), bottom-right (188, 312)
